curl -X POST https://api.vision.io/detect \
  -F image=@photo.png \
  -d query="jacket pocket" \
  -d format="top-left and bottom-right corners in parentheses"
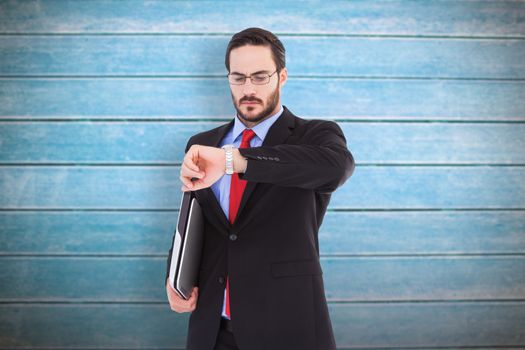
top-left (271, 259), bottom-right (323, 278)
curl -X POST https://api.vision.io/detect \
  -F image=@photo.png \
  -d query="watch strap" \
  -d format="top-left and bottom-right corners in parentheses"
top-left (222, 144), bottom-right (234, 174)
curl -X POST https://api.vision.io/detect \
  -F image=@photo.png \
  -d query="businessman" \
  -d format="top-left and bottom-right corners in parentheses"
top-left (166, 27), bottom-right (355, 350)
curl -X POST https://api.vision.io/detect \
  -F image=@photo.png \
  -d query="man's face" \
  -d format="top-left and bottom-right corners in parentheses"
top-left (228, 45), bottom-right (287, 126)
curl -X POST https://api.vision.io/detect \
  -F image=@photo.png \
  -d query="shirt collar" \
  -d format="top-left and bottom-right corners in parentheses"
top-left (231, 105), bottom-right (284, 143)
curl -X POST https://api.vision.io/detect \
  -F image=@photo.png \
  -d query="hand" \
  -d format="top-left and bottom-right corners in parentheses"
top-left (166, 278), bottom-right (198, 313)
top-left (180, 144), bottom-right (226, 192)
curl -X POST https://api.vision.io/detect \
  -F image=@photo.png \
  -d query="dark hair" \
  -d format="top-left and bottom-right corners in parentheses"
top-left (225, 27), bottom-right (286, 73)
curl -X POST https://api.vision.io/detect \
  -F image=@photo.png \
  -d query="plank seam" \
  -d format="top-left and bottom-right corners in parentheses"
top-left (2, 118), bottom-right (525, 123)
top-left (1, 299), bottom-right (525, 305)
top-left (1, 163), bottom-right (525, 167)
top-left (1, 253), bottom-right (525, 258)
top-left (1, 32), bottom-right (524, 40)
top-left (1, 75), bottom-right (524, 82)
top-left (1, 75), bottom-right (525, 81)
top-left (1, 208), bottom-right (524, 212)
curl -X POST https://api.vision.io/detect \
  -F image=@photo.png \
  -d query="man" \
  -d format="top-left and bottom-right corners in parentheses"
top-left (166, 27), bottom-right (354, 350)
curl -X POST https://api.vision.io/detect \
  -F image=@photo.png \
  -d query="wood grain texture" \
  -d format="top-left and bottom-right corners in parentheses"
top-left (1, 79), bottom-right (524, 120)
top-left (1, 166), bottom-right (524, 209)
top-left (1, 36), bottom-right (524, 79)
top-left (1, 211), bottom-right (524, 255)
top-left (1, 0), bottom-right (524, 348)
top-left (1, 256), bottom-right (524, 301)
top-left (1, 0), bottom-right (524, 36)
top-left (1, 121), bottom-right (525, 164)
top-left (0, 303), bottom-right (524, 348)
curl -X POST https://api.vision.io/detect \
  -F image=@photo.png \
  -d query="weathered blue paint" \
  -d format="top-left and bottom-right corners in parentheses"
top-left (0, 303), bottom-right (524, 348)
top-left (1, 122), bottom-right (525, 163)
top-left (1, 256), bottom-right (524, 301)
top-left (1, 36), bottom-right (525, 79)
top-left (1, 166), bottom-right (524, 209)
top-left (0, 0), bottom-right (524, 36)
top-left (1, 79), bottom-right (524, 119)
top-left (0, 0), bottom-right (524, 349)
top-left (1, 211), bottom-right (524, 255)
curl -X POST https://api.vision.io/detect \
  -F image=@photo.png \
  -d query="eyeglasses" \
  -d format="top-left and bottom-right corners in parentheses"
top-left (227, 70), bottom-right (278, 85)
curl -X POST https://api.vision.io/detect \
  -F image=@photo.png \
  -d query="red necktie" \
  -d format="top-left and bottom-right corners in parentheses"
top-left (225, 128), bottom-right (256, 319)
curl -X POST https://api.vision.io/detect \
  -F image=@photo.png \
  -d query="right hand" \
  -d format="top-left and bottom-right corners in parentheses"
top-left (166, 278), bottom-right (199, 313)
top-left (180, 144), bottom-right (226, 192)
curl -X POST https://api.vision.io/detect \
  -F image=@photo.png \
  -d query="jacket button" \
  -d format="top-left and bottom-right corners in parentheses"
top-left (218, 276), bottom-right (225, 284)
top-left (274, 157), bottom-right (280, 161)
top-left (229, 233), bottom-right (238, 241)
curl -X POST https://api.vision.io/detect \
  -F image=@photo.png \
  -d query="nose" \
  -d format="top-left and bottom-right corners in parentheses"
top-left (242, 79), bottom-right (257, 96)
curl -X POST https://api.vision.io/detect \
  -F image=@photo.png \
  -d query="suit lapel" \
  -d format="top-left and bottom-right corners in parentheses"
top-left (233, 106), bottom-right (296, 229)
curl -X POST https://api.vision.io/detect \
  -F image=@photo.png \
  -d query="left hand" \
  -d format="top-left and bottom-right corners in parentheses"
top-left (180, 144), bottom-right (225, 192)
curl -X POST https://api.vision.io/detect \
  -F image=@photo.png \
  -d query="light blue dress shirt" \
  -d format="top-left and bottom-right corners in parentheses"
top-left (213, 104), bottom-right (284, 319)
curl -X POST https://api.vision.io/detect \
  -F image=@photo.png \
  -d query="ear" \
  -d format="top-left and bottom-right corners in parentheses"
top-left (279, 67), bottom-right (288, 88)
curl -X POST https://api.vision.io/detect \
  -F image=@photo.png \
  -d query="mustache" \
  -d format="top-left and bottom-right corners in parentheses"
top-left (239, 97), bottom-right (262, 104)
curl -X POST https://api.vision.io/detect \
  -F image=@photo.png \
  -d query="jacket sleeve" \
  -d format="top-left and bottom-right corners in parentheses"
top-left (237, 120), bottom-right (355, 193)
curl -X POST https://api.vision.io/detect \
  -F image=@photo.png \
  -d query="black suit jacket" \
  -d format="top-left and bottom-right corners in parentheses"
top-left (166, 106), bottom-right (355, 350)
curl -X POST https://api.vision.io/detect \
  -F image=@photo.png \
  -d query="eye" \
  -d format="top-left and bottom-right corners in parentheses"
top-left (252, 74), bottom-right (267, 83)
top-left (230, 75), bottom-right (245, 83)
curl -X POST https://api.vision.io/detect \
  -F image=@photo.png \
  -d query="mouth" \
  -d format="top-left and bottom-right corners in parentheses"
top-left (241, 99), bottom-right (261, 105)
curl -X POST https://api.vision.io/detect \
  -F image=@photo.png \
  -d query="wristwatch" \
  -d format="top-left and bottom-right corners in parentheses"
top-left (221, 144), bottom-right (234, 174)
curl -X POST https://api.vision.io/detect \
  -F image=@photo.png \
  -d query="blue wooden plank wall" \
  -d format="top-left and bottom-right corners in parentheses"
top-left (1, 1), bottom-right (524, 349)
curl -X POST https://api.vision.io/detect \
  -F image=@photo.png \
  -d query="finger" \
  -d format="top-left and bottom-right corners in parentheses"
top-left (181, 162), bottom-right (204, 179)
top-left (179, 174), bottom-right (194, 189)
top-left (168, 286), bottom-right (187, 303)
top-left (188, 178), bottom-right (205, 190)
top-left (173, 302), bottom-right (189, 312)
top-left (183, 159), bottom-right (202, 174)
top-left (189, 288), bottom-right (198, 307)
top-left (168, 290), bottom-right (181, 304)
top-left (180, 169), bottom-right (206, 190)
top-left (187, 291), bottom-right (196, 303)
top-left (184, 296), bottom-right (196, 308)
top-left (167, 287), bottom-right (176, 300)
top-left (173, 306), bottom-right (189, 313)
top-left (181, 179), bottom-right (205, 192)
top-left (167, 282), bottom-right (176, 293)
top-left (184, 148), bottom-right (201, 172)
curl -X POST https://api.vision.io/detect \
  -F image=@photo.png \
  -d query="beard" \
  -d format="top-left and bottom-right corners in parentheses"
top-left (231, 83), bottom-right (280, 125)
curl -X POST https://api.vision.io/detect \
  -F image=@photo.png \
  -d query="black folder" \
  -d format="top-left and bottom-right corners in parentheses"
top-left (168, 191), bottom-right (205, 300)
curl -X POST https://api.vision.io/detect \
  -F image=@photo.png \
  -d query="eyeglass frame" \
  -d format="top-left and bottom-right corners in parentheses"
top-left (226, 69), bottom-right (279, 85)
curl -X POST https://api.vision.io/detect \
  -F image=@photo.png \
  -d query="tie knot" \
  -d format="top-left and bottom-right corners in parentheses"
top-left (240, 129), bottom-right (256, 148)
